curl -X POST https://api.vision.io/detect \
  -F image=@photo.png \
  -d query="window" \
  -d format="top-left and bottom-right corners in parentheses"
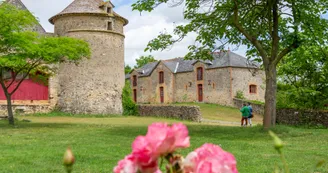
top-left (133, 75), bottom-right (137, 86)
top-left (107, 7), bottom-right (112, 13)
top-left (197, 67), bottom-right (203, 81)
top-left (249, 85), bottom-right (257, 94)
top-left (133, 89), bottom-right (137, 102)
top-left (107, 21), bottom-right (113, 30)
top-left (159, 71), bottom-right (164, 84)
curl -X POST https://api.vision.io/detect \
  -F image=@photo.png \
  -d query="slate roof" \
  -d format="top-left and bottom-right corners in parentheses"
top-left (134, 61), bottom-right (160, 77)
top-left (49, 0), bottom-right (128, 25)
top-left (133, 51), bottom-right (259, 77)
top-left (5, 0), bottom-right (46, 33)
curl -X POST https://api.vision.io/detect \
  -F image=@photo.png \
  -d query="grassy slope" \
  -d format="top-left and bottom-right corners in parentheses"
top-left (0, 117), bottom-right (327, 173)
top-left (175, 102), bottom-right (263, 124)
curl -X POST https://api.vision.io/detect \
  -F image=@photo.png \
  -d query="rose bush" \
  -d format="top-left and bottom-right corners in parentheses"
top-left (113, 122), bottom-right (238, 173)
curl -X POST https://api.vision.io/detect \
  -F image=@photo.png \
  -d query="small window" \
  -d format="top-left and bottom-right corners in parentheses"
top-left (249, 85), bottom-right (257, 94)
top-left (197, 67), bottom-right (203, 81)
top-left (133, 89), bottom-right (137, 102)
top-left (159, 71), bottom-right (164, 84)
top-left (133, 75), bottom-right (137, 86)
top-left (107, 21), bottom-right (113, 30)
top-left (107, 7), bottom-right (112, 13)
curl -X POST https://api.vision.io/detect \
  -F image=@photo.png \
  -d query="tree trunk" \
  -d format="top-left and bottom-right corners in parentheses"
top-left (6, 94), bottom-right (15, 125)
top-left (263, 65), bottom-right (277, 129)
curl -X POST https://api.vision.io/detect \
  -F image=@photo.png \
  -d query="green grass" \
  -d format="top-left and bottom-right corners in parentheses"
top-left (175, 102), bottom-right (263, 124)
top-left (0, 116), bottom-right (327, 173)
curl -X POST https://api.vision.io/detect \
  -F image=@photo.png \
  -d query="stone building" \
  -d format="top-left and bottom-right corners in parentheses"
top-left (0, 0), bottom-right (128, 115)
top-left (128, 51), bottom-right (265, 106)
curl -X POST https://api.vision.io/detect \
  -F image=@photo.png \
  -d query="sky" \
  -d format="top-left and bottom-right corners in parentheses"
top-left (10, 0), bottom-right (248, 67)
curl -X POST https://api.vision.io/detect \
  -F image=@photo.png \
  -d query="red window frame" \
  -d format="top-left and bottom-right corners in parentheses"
top-left (249, 85), bottom-right (257, 94)
top-left (159, 71), bottom-right (164, 84)
top-left (197, 67), bottom-right (203, 81)
top-left (132, 75), bottom-right (137, 86)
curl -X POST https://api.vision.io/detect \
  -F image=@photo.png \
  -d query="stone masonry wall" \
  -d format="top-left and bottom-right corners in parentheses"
top-left (231, 68), bottom-right (265, 102)
top-left (55, 14), bottom-right (125, 115)
top-left (0, 104), bottom-right (51, 116)
top-left (204, 67), bottom-right (232, 106)
top-left (276, 108), bottom-right (328, 127)
top-left (138, 104), bottom-right (202, 122)
top-left (54, 15), bottom-right (124, 36)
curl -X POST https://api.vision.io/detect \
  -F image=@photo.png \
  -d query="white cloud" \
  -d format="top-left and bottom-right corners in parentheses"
top-left (17, 0), bottom-right (246, 67)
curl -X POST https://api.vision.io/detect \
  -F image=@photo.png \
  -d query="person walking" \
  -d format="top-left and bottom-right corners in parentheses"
top-left (247, 102), bottom-right (253, 127)
top-left (240, 103), bottom-right (250, 127)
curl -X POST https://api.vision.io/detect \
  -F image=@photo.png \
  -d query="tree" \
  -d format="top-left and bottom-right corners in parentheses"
top-left (0, 3), bottom-right (91, 125)
top-left (132, 0), bottom-right (328, 129)
top-left (125, 65), bottom-right (132, 74)
top-left (277, 45), bottom-right (328, 109)
top-left (134, 55), bottom-right (157, 68)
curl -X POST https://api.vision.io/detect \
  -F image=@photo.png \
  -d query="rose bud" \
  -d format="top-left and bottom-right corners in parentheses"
top-left (63, 147), bottom-right (75, 173)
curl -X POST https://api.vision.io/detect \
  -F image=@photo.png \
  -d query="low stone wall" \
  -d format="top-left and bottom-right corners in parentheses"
top-left (277, 108), bottom-right (328, 127)
top-left (137, 104), bottom-right (202, 122)
top-left (233, 98), bottom-right (264, 115)
top-left (0, 104), bottom-right (52, 116)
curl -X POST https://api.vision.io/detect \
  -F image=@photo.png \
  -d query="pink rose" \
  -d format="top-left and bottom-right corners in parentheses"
top-left (132, 136), bottom-right (154, 166)
top-left (171, 123), bottom-right (190, 149)
top-left (145, 123), bottom-right (175, 156)
top-left (113, 154), bottom-right (137, 173)
top-left (145, 123), bottom-right (190, 157)
top-left (183, 143), bottom-right (238, 173)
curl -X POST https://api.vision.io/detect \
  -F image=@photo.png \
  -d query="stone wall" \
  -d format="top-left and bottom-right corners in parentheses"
top-left (276, 109), bottom-right (328, 127)
top-left (0, 104), bottom-right (51, 116)
top-left (204, 67), bottom-right (232, 106)
top-left (138, 104), bottom-right (202, 122)
top-left (233, 98), bottom-right (264, 115)
top-left (231, 68), bottom-right (265, 102)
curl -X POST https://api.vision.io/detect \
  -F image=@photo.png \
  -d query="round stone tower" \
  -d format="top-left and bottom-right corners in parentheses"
top-left (49, 0), bottom-right (128, 114)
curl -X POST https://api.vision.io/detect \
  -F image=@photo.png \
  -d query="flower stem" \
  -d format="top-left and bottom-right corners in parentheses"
top-left (278, 150), bottom-right (289, 173)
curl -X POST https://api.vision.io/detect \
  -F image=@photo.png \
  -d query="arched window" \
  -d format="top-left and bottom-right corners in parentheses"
top-left (197, 67), bottom-right (203, 81)
top-left (249, 84), bottom-right (257, 94)
top-left (159, 71), bottom-right (164, 84)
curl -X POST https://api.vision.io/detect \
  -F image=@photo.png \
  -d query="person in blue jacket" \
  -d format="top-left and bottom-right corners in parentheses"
top-left (248, 102), bottom-right (253, 127)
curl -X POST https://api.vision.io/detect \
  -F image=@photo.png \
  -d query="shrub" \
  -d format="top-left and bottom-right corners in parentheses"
top-left (235, 90), bottom-right (245, 99)
top-left (122, 81), bottom-right (138, 116)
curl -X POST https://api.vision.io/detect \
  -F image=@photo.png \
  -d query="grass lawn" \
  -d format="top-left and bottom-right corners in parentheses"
top-left (0, 116), bottom-right (327, 173)
top-left (175, 102), bottom-right (263, 124)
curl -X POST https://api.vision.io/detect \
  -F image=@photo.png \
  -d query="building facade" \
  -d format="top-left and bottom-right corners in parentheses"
top-left (128, 51), bottom-right (265, 106)
top-left (0, 0), bottom-right (128, 115)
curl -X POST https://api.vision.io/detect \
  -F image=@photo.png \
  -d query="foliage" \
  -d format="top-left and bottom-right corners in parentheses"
top-left (235, 90), bottom-right (245, 99)
top-left (0, 118), bottom-right (327, 172)
top-left (125, 65), bottom-right (132, 74)
top-left (131, 0), bottom-right (328, 128)
top-left (0, 3), bottom-right (91, 125)
top-left (122, 81), bottom-right (138, 115)
top-left (277, 45), bottom-right (328, 109)
top-left (134, 55), bottom-right (157, 68)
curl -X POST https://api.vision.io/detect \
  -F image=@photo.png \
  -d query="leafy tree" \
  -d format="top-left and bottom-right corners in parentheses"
top-left (0, 3), bottom-right (90, 125)
top-left (122, 81), bottom-right (138, 115)
top-left (134, 55), bottom-right (157, 68)
top-left (277, 45), bottom-right (328, 109)
top-left (132, 0), bottom-right (328, 128)
top-left (125, 65), bottom-right (132, 74)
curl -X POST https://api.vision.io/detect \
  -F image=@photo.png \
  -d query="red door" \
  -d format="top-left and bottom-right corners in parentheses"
top-left (133, 89), bottom-right (137, 102)
top-left (160, 87), bottom-right (164, 103)
top-left (198, 84), bottom-right (203, 102)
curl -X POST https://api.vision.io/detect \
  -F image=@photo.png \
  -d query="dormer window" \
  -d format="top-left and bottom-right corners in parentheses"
top-left (107, 7), bottom-right (112, 14)
top-left (159, 71), bottom-right (164, 84)
top-left (107, 21), bottom-right (113, 30)
top-left (197, 67), bottom-right (203, 81)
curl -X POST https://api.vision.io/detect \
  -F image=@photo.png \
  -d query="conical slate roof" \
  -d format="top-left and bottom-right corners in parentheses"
top-left (49, 0), bottom-right (128, 25)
